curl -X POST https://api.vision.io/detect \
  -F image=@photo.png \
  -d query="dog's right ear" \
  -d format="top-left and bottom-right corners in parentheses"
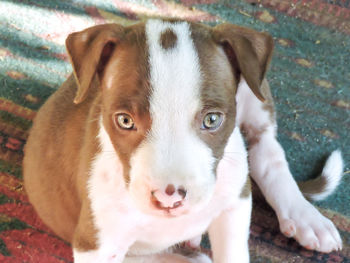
top-left (66, 24), bottom-right (125, 104)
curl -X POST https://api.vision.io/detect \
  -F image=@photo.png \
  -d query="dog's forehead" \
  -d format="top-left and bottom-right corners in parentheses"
top-left (104, 20), bottom-right (234, 112)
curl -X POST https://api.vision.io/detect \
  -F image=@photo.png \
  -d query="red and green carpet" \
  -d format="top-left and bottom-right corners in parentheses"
top-left (0, 0), bottom-right (349, 262)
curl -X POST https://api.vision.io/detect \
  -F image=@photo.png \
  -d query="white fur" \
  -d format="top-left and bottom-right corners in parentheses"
top-left (75, 119), bottom-right (249, 262)
top-left (236, 79), bottom-right (343, 253)
top-left (209, 197), bottom-right (251, 263)
top-left (74, 249), bottom-right (100, 263)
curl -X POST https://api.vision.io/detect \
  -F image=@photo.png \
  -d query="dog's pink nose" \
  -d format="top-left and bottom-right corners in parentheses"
top-left (151, 185), bottom-right (186, 210)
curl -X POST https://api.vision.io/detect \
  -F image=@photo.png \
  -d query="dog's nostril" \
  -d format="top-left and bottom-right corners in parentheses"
top-left (165, 184), bottom-right (176, 196)
top-left (178, 188), bottom-right (187, 199)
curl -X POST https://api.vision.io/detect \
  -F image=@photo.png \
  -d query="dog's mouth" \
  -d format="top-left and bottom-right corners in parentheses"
top-left (151, 197), bottom-right (183, 210)
top-left (150, 194), bottom-right (189, 217)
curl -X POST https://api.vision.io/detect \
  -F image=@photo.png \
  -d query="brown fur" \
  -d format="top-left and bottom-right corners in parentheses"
top-left (23, 75), bottom-right (100, 245)
top-left (101, 23), bottom-right (152, 184)
top-left (212, 23), bottom-right (274, 102)
top-left (240, 123), bottom-right (269, 148)
top-left (65, 24), bottom-right (125, 104)
top-left (159, 29), bottom-right (178, 50)
top-left (298, 176), bottom-right (328, 201)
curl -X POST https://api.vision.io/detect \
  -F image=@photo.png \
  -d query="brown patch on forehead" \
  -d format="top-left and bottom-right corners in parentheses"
top-left (101, 22), bottom-right (151, 184)
top-left (159, 28), bottom-right (178, 50)
top-left (189, 22), bottom-right (238, 167)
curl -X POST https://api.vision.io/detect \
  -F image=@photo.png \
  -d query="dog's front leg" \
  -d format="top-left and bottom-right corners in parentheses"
top-left (72, 202), bottom-right (134, 263)
top-left (236, 79), bottom-right (342, 252)
top-left (208, 196), bottom-right (252, 263)
top-left (248, 130), bottom-right (342, 252)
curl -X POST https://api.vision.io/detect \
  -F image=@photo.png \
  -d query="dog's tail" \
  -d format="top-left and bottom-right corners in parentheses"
top-left (298, 150), bottom-right (344, 201)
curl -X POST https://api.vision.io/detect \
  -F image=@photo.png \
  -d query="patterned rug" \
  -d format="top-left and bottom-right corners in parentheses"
top-left (0, 0), bottom-right (349, 262)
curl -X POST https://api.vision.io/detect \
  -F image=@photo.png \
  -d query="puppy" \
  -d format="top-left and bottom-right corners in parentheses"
top-left (23, 19), bottom-right (343, 263)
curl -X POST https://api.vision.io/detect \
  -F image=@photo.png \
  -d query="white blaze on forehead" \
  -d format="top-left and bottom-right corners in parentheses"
top-left (146, 20), bottom-right (202, 141)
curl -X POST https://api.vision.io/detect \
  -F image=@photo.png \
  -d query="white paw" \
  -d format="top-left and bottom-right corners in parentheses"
top-left (278, 200), bottom-right (342, 253)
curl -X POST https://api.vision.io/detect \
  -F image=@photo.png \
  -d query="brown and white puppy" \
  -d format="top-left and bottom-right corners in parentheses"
top-left (23, 19), bottom-right (343, 263)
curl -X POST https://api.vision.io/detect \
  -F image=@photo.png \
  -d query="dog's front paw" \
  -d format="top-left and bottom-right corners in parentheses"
top-left (278, 200), bottom-right (342, 253)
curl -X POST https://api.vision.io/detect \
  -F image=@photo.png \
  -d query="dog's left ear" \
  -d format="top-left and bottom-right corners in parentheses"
top-left (212, 24), bottom-right (274, 101)
top-left (66, 24), bottom-right (125, 104)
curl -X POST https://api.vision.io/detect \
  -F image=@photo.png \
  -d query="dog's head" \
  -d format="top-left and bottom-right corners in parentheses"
top-left (66, 19), bottom-right (273, 217)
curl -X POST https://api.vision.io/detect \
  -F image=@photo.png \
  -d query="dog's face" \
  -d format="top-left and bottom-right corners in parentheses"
top-left (66, 19), bottom-right (273, 217)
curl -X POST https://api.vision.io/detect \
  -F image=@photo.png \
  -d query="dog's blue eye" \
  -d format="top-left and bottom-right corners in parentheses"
top-left (115, 114), bottom-right (134, 130)
top-left (202, 113), bottom-right (223, 130)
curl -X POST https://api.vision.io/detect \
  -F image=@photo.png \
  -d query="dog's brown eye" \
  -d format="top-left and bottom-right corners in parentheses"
top-left (202, 113), bottom-right (223, 130)
top-left (115, 114), bottom-right (134, 130)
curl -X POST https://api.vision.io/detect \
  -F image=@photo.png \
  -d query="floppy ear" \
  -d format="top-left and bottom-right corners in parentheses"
top-left (66, 24), bottom-right (125, 104)
top-left (212, 23), bottom-right (274, 101)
